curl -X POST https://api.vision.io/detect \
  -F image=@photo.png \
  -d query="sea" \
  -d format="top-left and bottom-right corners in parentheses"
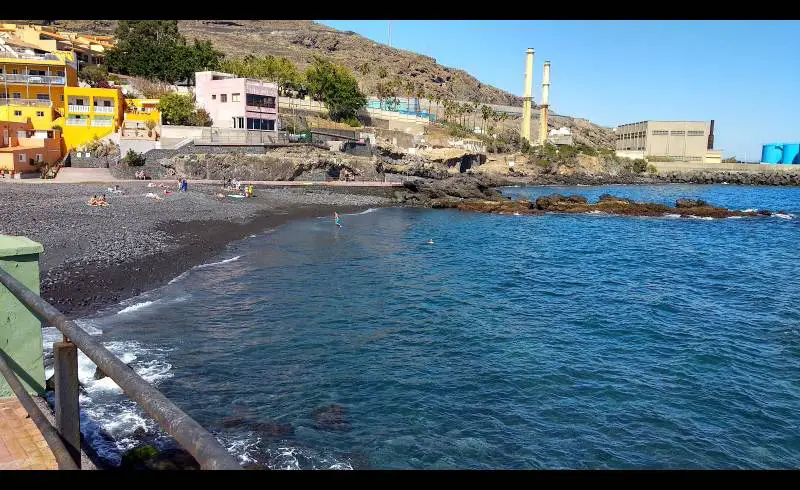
top-left (43, 184), bottom-right (800, 469)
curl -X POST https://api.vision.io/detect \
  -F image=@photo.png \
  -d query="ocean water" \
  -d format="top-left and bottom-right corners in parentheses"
top-left (45, 184), bottom-right (800, 469)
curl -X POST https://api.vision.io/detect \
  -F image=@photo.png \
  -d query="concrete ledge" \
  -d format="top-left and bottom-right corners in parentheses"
top-left (0, 236), bottom-right (44, 258)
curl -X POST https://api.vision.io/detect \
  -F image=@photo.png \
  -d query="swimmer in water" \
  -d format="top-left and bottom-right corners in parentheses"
top-left (334, 211), bottom-right (342, 227)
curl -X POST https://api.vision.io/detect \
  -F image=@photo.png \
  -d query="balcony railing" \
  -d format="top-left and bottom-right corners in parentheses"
top-left (0, 98), bottom-right (52, 107)
top-left (91, 119), bottom-right (113, 127)
top-left (65, 118), bottom-right (89, 126)
top-left (0, 74), bottom-right (66, 85)
top-left (68, 104), bottom-right (90, 113)
top-left (93, 105), bottom-right (114, 114)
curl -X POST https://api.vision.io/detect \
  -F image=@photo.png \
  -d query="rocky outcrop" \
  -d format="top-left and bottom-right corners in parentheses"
top-left (120, 445), bottom-right (200, 470)
top-left (430, 194), bottom-right (778, 219)
top-left (661, 170), bottom-right (800, 186)
top-left (313, 404), bottom-right (350, 432)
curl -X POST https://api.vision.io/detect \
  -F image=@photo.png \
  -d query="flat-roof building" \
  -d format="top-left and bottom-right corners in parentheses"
top-left (615, 120), bottom-right (720, 163)
top-left (195, 71), bottom-right (279, 131)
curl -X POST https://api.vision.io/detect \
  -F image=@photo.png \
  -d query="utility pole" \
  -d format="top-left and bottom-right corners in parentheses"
top-left (388, 22), bottom-right (392, 48)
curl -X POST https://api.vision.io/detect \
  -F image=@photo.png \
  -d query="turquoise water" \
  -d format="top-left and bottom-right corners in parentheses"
top-left (57, 185), bottom-right (800, 468)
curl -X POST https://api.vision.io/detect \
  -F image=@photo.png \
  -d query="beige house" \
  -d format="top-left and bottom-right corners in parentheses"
top-left (615, 120), bottom-right (720, 163)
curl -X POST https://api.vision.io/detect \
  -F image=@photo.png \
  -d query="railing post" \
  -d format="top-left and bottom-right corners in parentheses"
top-left (0, 236), bottom-right (46, 398)
top-left (53, 340), bottom-right (81, 468)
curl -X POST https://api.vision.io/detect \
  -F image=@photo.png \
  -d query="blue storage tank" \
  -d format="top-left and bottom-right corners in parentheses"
top-left (761, 144), bottom-right (783, 164)
top-left (782, 143), bottom-right (800, 164)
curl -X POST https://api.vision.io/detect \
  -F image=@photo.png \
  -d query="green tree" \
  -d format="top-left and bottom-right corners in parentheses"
top-left (106, 20), bottom-right (223, 84)
top-left (78, 64), bottom-right (109, 88)
top-left (157, 92), bottom-right (196, 125)
top-left (304, 57), bottom-right (366, 121)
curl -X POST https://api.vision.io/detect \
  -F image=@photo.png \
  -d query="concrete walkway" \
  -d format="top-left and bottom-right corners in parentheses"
top-left (0, 398), bottom-right (57, 470)
top-left (52, 168), bottom-right (115, 183)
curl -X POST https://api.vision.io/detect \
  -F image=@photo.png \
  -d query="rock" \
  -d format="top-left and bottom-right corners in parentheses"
top-left (252, 421), bottom-right (294, 437)
top-left (120, 444), bottom-right (200, 470)
top-left (675, 198), bottom-right (707, 208)
top-left (132, 426), bottom-right (147, 441)
top-left (93, 366), bottom-right (107, 380)
top-left (313, 404), bottom-right (351, 432)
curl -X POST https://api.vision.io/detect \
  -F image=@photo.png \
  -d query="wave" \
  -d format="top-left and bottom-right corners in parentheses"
top-left (688, 215), bottom-right (715, 220)
top-left (742, 208), bottom-right (758, 213)
top-left (664, 214), bottom-right (682, 219)
top-left (196, 256), bottom-right (241, 269)
top-left (118, 300), bottom-right (158, 314)
top-left (774, 213), bottom-right (794, 220)
top-left (346, 208), bottom-right (378, 216)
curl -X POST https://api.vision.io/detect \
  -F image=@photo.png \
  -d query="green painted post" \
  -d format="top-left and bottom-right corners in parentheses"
top-left (0, 235), bottom-right (46, 397)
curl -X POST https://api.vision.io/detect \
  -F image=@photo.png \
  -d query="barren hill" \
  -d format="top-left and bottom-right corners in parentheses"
top-left (47, 20), bottom-right (523, 106)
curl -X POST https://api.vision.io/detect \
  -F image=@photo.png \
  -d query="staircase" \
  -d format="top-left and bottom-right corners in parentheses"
top-left (52, 167), bottom-right (115, 183)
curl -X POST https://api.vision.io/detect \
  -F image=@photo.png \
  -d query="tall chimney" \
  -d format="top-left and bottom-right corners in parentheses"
top-left (539, 61), bottom-right (551, 146)
top-left (708, 119), bottom-right (715, 150)
top-left (520, 48), bottom-right (535, 142)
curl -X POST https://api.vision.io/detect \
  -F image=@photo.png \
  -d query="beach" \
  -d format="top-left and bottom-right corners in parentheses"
top-left (0, 182), bottom-right (392, 318)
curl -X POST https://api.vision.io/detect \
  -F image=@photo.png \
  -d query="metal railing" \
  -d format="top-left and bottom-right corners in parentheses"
top-left (0, 267), bottom-right (243, 470)
top-left (65, 118), bottom-right (89, 126)
top-left (91, 119), bottom-right (113, 127)
top-left (68, 104), bottom-right (90, 113)
top-left (195, 128), bottom-right (289, 146)
top-left (0, 98), bottom-right (52, 107)
top-left (93, 106), bottom-right (114, 114)
top-left (0, 74), bottom-right (66, 85)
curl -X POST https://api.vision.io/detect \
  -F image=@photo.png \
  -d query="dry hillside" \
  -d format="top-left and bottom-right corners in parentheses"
top-left (47, 20), bottom-right (522, 106)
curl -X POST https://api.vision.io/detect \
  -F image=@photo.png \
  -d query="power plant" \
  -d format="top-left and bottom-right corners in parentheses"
top-left (539, 61), bottom-right (551, 146)
top-left (520, 48), bottom-right (534, 143)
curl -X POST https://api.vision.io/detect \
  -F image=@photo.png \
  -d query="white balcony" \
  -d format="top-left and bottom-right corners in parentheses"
top-left (0, 98), bottom-right (52, 107)
top-left (65, 118), bottom-right (89, 126)
top-left (0, 74), bottom-right (66, 85)
top-left (91, 119), bottom-right (113, 127)
top-left (68, 104), bottom-right (90, 113)
top-left (93, 105), bottom-right (114, 114)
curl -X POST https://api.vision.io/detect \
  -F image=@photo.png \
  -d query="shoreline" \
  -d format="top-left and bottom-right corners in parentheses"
top-left (45, 202), bottom-right (384, 319)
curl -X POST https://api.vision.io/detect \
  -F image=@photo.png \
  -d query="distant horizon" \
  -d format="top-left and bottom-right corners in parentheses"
top-left (318, 20), bottom-right (800, 160)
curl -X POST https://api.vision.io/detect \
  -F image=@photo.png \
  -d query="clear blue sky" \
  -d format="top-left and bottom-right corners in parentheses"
top-left (317, 20), bottom-right (799, 160)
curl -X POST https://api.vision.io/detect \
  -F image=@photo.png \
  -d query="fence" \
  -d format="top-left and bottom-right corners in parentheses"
top-left (195, 127), bottom-right (290, 146)
top-left (0, 240), bottom-right (242, 470)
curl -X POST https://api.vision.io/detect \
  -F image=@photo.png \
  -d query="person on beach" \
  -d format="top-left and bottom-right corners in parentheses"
top-left (181, 178), bottom-right (188, 192)
top-left (334, 211), bottom-right (342, 227)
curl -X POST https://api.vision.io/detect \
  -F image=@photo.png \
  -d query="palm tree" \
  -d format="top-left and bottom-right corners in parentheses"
top-left (481, 105), bottom-right (491, 134)
top-left (414, 84), bottom-right (426, 117)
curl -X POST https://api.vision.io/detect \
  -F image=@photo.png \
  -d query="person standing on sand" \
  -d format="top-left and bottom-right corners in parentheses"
top-left (334, 211), bottom-right (341, 227)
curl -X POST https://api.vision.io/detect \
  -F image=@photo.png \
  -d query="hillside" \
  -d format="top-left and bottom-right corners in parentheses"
top-left (48, 20), bottom-right (523, 106)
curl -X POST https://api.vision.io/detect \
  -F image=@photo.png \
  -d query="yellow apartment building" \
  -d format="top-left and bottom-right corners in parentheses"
top-left (0, 24), bottom-right (114, 69)
top-left (123, 98), bottom-right (161, 125)
top-left (0, 41), bottom-right (77, 131)
top-left (62, 86), bottom-right (123, 149)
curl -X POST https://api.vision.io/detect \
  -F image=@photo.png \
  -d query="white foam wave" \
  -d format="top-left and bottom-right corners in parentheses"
top-left (168, 271), bottom-right (189, 284)
top-left (774, 213), bottom-right (794, 220)
top-left (196, 255), bottom-right (241, 269)
top-left (727, 216), bottom-right (744, 219)
top-left (742, 208), bottom-right (758, 213)
top-left (664, 214), bottom-right (682, 219)
top-left (118, 300), bottom-right (158, 314)
top-left (689, 216), bottom-right (715, 220)
top-left (346, 208), bottom-right (378, 216)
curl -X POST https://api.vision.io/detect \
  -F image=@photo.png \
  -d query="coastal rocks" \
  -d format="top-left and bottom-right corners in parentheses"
top-left (661, 170), bottom-right (800, 186)
top-left (401, 175), bottom-right (506, 204)
top-left (120, 445), bottom-right (200, 470)
top-left (313, 404), bottom-right (351, 432)
top-left (218, 416), bottom-right (295, 437)
top-left (439, 194), bottom-right (777, 219)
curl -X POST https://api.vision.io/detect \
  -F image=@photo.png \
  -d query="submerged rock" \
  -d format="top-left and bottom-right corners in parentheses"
top-left (313, 404), bottom-right (351, 432)
top-left (120, 444), bottom-right (200, 470)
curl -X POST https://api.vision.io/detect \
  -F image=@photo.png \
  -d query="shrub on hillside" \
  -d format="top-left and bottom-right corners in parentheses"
top-left (122, 149), bottom-right (146, 167)
top-left (631, 159), bottom-right (647, 173)
top-left (646, 164), bottom-right (658, 175)
top-left (158, 93), bottom-right (195, 125)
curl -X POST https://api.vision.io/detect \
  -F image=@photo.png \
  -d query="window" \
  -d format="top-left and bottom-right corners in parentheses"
top-left (76, 99), bottom-right (84, 105)
top-left (104, 101), bottom-right (111, 107)
top-left (36, 111), bottom-right (44, 117)
top-left (35, 154), bottom-right (43, 162)
top-left (232, 93), bottom-right (240, 102)
top-left (57, 71), bottom-right (64, 77)
top-left (212, 94), bottom-right (216, 100)
top-left (652, 130), bottom-right (668, 136)
top-left (18, 154), bottom-right (25, 162)
top-left (11, 69), bottom-right (18, 74)
top-left (246, 118), bottom-right (276, 131)
top-left (12, 93), bottom-right (21, 99)
top-left (60, 95), bottom-right (64, 101)
top-left (13, 110), bottom-right (22, 117)
top-left (36, 94), bottom-right (50, 100)
top-left (246, 94), bottom-right (276, 108)
top-left (220, 94), bottom-right (227, 103)
top-left (687, 130), bottom-right (705, 136)
top-left (670, 131), bottom-right (685, 136)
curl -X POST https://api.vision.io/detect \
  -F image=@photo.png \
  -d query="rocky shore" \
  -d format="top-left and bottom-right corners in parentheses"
top-left (1, 182), bottom-right (391, 317)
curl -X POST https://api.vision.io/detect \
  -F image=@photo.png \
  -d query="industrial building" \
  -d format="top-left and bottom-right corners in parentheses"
top-left (614, 120), bottom-right (721, 164)
top-left (761, 143), bottom-right (800, 164)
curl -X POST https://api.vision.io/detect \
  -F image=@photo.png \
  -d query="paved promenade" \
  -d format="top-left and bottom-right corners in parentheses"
top-left (0, 398), bottom-right (57, 470)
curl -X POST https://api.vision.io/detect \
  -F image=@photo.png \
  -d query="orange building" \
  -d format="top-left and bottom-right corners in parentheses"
top-left (0, 120), bottom-right (62, 174)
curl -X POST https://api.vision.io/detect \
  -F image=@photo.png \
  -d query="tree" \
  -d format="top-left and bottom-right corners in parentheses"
top-left (303, 57), bottom-right (366, 122)
top-left (106, 20), bottom-right (223, 85)
top-left (79, 64), bottom-right (109, 87)
top-left (157, 93), bottom-right (196, 125)
top-left (481, 105), bottom-right (491, 134)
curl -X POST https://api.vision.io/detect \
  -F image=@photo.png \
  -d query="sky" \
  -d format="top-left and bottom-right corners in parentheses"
top-left (317, 20), bottom-right (800, 160)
